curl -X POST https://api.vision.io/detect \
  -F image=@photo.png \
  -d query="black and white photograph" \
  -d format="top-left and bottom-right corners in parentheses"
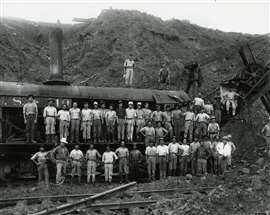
top-left (0, 0), bottom-right (269, 214)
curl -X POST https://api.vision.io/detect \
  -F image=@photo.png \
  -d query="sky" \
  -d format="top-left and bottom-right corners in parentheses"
top-left (0, 0), bottom-right (269, 34)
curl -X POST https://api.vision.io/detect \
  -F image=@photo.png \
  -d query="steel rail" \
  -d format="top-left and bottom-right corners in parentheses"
top-left (30, 182), bottom-right (136, 215)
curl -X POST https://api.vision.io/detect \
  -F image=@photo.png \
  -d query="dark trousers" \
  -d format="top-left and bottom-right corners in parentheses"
top-left (70, 119), bottom-right (80, 143)
top-left (26, 114), bottom-right (35, 143)
top-left (130, 160), bottom-right (140, 180)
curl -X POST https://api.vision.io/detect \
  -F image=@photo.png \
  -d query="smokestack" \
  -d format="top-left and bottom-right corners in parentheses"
top-left (44, 25), bottom-right (70, 85)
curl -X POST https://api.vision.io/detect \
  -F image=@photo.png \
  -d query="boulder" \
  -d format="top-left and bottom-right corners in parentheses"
top-left (186, 174), bottom-right (193, 180)
top-left (251, 176), bottom-right (263, 190)
top-left (255, 158), bottom-right (265, 167)
top-left (241, 168), bottom-right (250, 174)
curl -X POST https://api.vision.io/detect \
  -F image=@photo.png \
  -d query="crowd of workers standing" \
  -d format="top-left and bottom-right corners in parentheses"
top-left (25, 92), bottom-right (238, 188)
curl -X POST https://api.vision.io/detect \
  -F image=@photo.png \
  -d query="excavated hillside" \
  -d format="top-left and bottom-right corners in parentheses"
top-left (1, 9), bottom-right (269, 89)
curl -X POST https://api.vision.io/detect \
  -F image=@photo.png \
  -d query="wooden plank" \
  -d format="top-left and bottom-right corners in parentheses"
top-left (86, 200), bottom-right (156, 210)
top-left (30, 182), bottom-right (136, 215)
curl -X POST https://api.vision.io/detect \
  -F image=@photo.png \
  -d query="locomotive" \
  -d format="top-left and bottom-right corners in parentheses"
top-left (0, 27), bottom-right (190, 179)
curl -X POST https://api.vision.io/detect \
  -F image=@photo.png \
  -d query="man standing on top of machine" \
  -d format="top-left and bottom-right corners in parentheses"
top-left (43, 98), bottom-right (57, 143)
top-left (81, 102), bottom-right (92, 143)
top-left (23, 94), bottom-right (38, 143)
top-left (135, 102), bottom-right (145, 142)
top-left (70, 102), bottom-right (81, 144)
top-left (125, 101), bottom-right (137, 143)
top-left (123, 54), bottom-right (136, 87)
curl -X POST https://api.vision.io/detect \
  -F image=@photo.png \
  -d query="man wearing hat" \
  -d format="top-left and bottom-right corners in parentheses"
top-left (52, 138), bottom-right (69, 185)
top-left (43, 98), bottom-right (57, 143)
top-left (81, 102), bottom-right (92, 143)
top-left (105, 104), bottom-right (117, 143)
top-left (23, 95), bottom-right (38, 143)
top-left (92, 101), bottom-right (102, 143)
top-left (145, 140), bottom-right (157, 181)
top-left (224, 134), bottom-right (236, 170)
top-left (195, 109), bottom-right (210, 139)
top-left (162, 106), bottom-right (173, 140)
top-left (116, 101), bottom-right (126, 142)
top-left (172, 104), bottom-right (185, 142)
top-left (135, 102), bottom-right (145, 141)
top-left (156, 138), bottom-right (169, 179)
top-left (123, 54), bottom-right (135, 87)
top-left (216, 136), bottom-right (228, 175)
top-left (125, 101), bottom-right (137, 143)
top-left (57, 104), bottom-right (70, 140)
top-left (69, 102), bottom-right (81, 144)
top-left (213, 97), bottom-right (222, 124)
top-left (100, 101), bottom-right (108, 142)
top-left (261, 118), bottom-right (270, 151)
top-left (208, 116), bottom-right (220, 140)
top-left (142, 102), bottom-right (152, 123)
top-left (152, 105), bottom-right (163, 127)
top-left (70, 144), bottom-right (84, 183)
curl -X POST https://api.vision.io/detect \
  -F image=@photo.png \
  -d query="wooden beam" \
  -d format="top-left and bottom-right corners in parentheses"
top-left (0, 107), bottom-right (2, 142)
top-left (85, 200), bottom-right (156, 210)
top-left (30, 182), bottom-right (136, 215)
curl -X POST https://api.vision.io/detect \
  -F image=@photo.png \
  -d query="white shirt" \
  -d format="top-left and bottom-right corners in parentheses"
top-left (105, 110), bottom-right (117, 121)
top-left (225, 91), bottom-right (239, 100)
top-left (81, 109), bottom-right (92, 121)
top-left (136, 109), bottom-right (144, 119)
top-left (184, 111), bottom-right (195, 121)
top-left (179, 144), bottom-right (190, 156)
top-left (223, 141), bottom-right (236, 157)
top-left (43, 106), bottom-right (57, 118)
top-left (208, 122), bottom-right (220, 133)
top-left (124, 59), bottom-right (135, 68)
top-left (262, 124), bottom-right (270, 137)
top-left (204, 104), bottom-right (214, 114)
top-left (70, 149), bottom-right (84, 160)
top-left (168, 142), bottom-right (181, 154)
top-left (86, 149), bottom-right (101, 161)
top-left (58, 110), bottom-right (70, 121)
top-left (31, 151), bottom-right (48, 163)
top-left (92, 109), bottom-right (101, 120)
top-left (194, 97), bottom-right (204, 106)
top-left (140, 126), bottom-right (155, 136)
top-left (156, 145), bottom-right (169, 156)
top-left (196, 113), bottom-right (210, 123)
top-left (142, 108), bottom-right (152, 119)
top-left (145, 146), bottom-right (157, 156)
top-left (126, 108), bottom-right (136, 119)
top-left (102, 151), bottom-right (118, 163)
top-left (115, 147), bottom-right (129, 158)
top-left (70, 108), bottom-right (81, 120)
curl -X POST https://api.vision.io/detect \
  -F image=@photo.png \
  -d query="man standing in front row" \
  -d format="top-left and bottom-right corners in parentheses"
top-left (145, 141), bottom-right (157, 181)
top-left (70, 102), bottom-right (81, 144)
top-left (102, 145), bottom-right (118, 184)
top-left (157, 138), bottom-right (169, 179)
top-left (115, 141), bottom-right (129, 183)
top-left (31, 146), bottom-right (49, 188)
top-left (86, 144), bottom-right (101, 185)
top-left (70, 144), bottom-right (84, 184)
top-left (123, 54), bottom-right (135, 87)
top-left (52, 138), bottom-right (69, 185)
top-left (168, 136), bottom-right (181, 176)
top-left (23, 94), bottom-right (38, 143)
top-left (43, 98), bottom-right (57, 143)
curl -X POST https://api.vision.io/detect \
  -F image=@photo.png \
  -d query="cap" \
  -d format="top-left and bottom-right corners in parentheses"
top-left (93, 101), bottom-right (98, 105)
top-left (137, 102), bottom-right (142, 106)
top-left (27, 94), bottom-right (34, 99)
top-left (222, 136), bottom-right (228, 140)
top-left (48, 98), bottom-right (55, 102)
top-left (211, 116), bottom-right (216, 119)
top-left (118, 100), bottom-right (123, 104)
top-left (60, 138), bottom-right (68, 144)
top-left (227, 134), bottom-right (232, 139)
top-left (128, 101), bottom-right (133, 105)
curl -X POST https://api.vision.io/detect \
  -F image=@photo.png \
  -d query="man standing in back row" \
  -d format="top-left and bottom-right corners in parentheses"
top-left (126, 101), bottom-right (137, 143)
top-left (43, 98), bottom-right (57, 143)
top-left (23, 95), bottom-right (38, 143)
top-left (70, 102), bottom-right (81, 144)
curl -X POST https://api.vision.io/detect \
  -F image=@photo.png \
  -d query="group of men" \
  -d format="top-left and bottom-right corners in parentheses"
top-left (31, 134), bottom-right (236, 188)
top-left (23, 92), bottom-right (227, 145)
